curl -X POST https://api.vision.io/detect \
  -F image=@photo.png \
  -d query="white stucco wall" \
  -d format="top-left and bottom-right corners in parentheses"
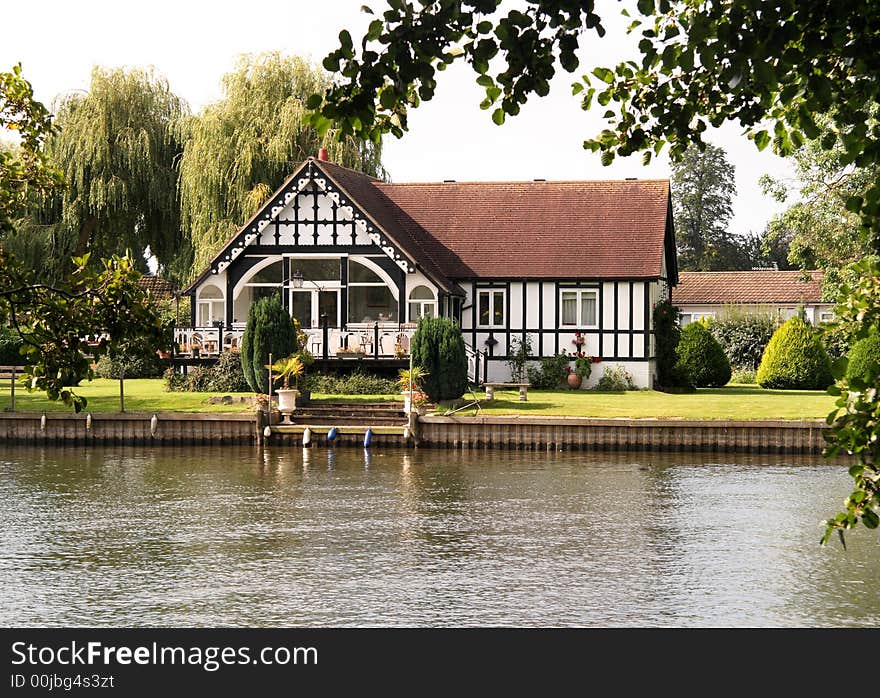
top-left (484, 358), bottom-right (654, 389)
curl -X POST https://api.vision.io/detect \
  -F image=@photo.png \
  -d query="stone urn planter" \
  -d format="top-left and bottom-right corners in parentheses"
top-left (276, 388), bottom-right (299, 413)
top-left (402, 392), bottom-right (427, 414)
top-left (567, 373), bottom-right (583, 390)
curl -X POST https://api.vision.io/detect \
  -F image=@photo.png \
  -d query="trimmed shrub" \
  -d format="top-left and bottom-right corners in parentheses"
top-left (595, 365), bottom-right (636, 391)
top-left (163, 366), bottom-right (189, 392)
top-left (164, 352), bottom-right (251, 393)
top-left (307, 371), bottom-right (398, 395)
top-left (845, 330), bottom-right (880, 385)
top-left (410, 316), bottom-right (468, 402)
top-left (95, 336), bottom-right (166, 379)
top-left (205, 351), bottom-right (250, 392)
top-left (730, 369), bottom-right (756, 385)
top-left (756, 316), bottom-right (833, 389)
top-left (708, 311), bottom-right (780, 370)
top-left (526, 354), bottom-right (569, 389)
top-left (675, 322), bottom-right (732, 387)
top-left (0, 326), bottom-right (24, 365)
top-left (240, 294), bottom-right (297, 394)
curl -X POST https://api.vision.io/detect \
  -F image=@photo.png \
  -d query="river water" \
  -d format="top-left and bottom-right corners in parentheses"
top-left (0, 444), bottom-right (877, 627)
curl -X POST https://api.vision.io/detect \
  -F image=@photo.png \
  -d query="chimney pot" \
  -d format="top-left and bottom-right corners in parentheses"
top-left (318, 147), bottom-right (329, 161)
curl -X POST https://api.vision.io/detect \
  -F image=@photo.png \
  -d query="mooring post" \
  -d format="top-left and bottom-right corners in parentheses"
top-left (408, 408), bottom-right (420, 447)
top-left (119, 366), bottom-right (125, 413)
top-left (267, 352), bottom-right (273, 423)
top-left (255, 409), bottom-right (265, 445)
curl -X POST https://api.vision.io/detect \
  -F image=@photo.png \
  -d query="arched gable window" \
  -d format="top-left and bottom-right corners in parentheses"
top-left (348, 259), bottom-right (398, 324)
top-left (408, 285), bottom-right (437, 321)
top-left (197, 284), bottom-right (224, 327)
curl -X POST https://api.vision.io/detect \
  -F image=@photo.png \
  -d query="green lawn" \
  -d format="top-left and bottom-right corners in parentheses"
top-left (0, 378), bottom-right (403, 414)
top-left (462, 385), bottom-right (836, 420)
top-left (0, 378), bottom-right (835, 420)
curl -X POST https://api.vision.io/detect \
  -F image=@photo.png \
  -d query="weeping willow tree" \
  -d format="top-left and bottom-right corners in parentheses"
top-left (11, 67), bottom-right (189, 283)
top-left (179, 52), bottom-right (386, 277)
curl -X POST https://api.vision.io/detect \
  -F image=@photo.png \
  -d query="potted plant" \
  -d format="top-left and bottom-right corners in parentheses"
top-left (267, 354), bottom-right (304, 412)
top-left (397, 366), bottom-right (428, 413)
top-left (567, 353), bottom-right (595, 389)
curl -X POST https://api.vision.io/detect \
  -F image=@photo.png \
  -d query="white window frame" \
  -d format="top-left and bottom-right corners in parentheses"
top-left (476, 288), bottom-right (506, 329)
top-left (196, 284), bottom-right (225, 328)
top-left (819, 311), bottom-right (835, 323)
top-left (347, 257), bottom-right (399, 325)
top-left (681, 311), bottom-right (715, 326)
top-left (559, 288), bottom-right (598, 328)
top-left (408, 285), bottom-right (438, 322)
top-left (286, 255), bottom-right (344, 328)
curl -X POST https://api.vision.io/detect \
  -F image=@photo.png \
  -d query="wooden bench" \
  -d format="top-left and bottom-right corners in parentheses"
top-left (0, 365), bottom-right (27, 412)
top-left (484, 382), bottom-right (530, 402)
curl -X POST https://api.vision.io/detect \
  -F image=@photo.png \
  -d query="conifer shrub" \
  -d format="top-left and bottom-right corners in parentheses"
top-left (652, 298), bottom-right (693, 390)
top-left (756, 316), bottom-right (833, 389)
top-left (240, 294), bottom-right (297, 394)
top-left (675, 322), bottom-right (732, 387)
top-left (409, 316), bottom-right (468, 402)
top-left (845, 329), bottom-right (880, 385)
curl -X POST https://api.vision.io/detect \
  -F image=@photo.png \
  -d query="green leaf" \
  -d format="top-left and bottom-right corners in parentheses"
top-left (753, 130), bottom-right (770, 151)
top-left (592, 67), bottom-right (614, 84)
top-left (366, 19), bottom-right (384, 42)
top-left (491, 108), bottom-right (505, 125)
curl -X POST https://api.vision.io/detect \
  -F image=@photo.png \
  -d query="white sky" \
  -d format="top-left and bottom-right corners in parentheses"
top-left (2, 0), bottom-right (795, 240)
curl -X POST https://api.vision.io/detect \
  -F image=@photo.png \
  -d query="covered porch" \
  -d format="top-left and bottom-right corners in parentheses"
top-left (173, 322), bottom-right (418, 360)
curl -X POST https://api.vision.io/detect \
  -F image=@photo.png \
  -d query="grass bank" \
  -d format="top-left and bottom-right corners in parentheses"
top-left (463, 385), bottom-right (835, 420)
top-left (0, 378), bottom-right (402, 414)
top-left (0, 379), bottom-right (835, 420)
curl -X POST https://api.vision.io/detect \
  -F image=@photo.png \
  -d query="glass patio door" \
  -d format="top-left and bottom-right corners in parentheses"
top-left (290, 290), bottom-right (313, 329)
top-left (290, 289), bottom-right (339, 328)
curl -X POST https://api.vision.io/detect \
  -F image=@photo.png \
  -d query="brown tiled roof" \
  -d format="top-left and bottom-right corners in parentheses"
top-left (322, 160), bottom-right (672, 280)
top-left (320, 161), bottom-right (460, 291)
top-left (189, 157), bottom-right (674, 291)
top-left (137, 275), bottom-right (177, 299)
top-left (673, 271), bottom-right (824, 304)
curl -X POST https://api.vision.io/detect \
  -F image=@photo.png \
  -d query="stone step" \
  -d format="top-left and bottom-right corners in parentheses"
top-left (283, 416), bottom-right (405, 426)
top-left (295, 409), bottom-right (401, 417)
top-left (307, 402), bottom-right (404, 409)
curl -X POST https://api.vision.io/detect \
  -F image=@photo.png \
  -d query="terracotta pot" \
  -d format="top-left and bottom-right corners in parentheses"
top-left (567, 373), bottom-right (583, 390)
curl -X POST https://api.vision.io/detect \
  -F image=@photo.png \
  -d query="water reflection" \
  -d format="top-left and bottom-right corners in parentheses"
top-left (0, 444), bottom-right (876, 627)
